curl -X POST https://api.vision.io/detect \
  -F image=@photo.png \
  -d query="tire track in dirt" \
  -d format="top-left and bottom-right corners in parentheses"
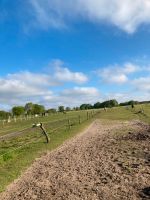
top-left (1, 120), bottom-right (150, 200)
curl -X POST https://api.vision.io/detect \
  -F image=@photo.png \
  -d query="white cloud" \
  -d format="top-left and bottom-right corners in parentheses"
top-left (122, 63), bottom-right (140, 74)
top-left (98, 62), bottom-right (139, 84)
top-left (0, 60), bottom-right (88, 108)
top-left (132, 77), bottom-right (150, 92)
top-left (106, 91), bottom-right (150, 103)
top-left (8, 71), bottom-right (59, 87)
top-left (60, 87), bottom-right (100, 106)
top-left (54, 67), bottom-right (88, 84)
top-left (0, 72), bottom-right (54, 107)
top-left (61, 87), bottom-right (99, 97)
top-left (29, 0), bottom-right (150, 33)
top-left (51, 59), bottom-right (88, 84)
top-left (43, 87), bottom-right (100, 107)
top-left (1, 59), bottom-right (150, 109)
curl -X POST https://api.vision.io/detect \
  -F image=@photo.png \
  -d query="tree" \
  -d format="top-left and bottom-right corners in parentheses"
top-left (93, 102), bottom-right (101, 109)
top-left (99, 99), bottom-right (118, 108)
top-left (128, 100), bottom-right (138, 106)
top-left (0, 111), bottom-right (11, 120)
top-left (25, 102), bottom-right (34, 114)
top-left (109, 99), bottom-right (118, 107)
top-left (73, 107), bottom-right (80, 111)
top-left (66, 107), bottom-right (71, 111)
top-left (32, 104), bottom-right (45, 115)
top-left (58, 106), bottom-right (64, 112)
top-left (80, 104), bottom-right (86, 110)
top-left (47, 108), bottom-right (57, 114)
top-left (12, 106), bottom-right (25, 116)
top-left (120, 100), bottom-right (139, 107)
top-left (80, 104), bottom-right (93, 110)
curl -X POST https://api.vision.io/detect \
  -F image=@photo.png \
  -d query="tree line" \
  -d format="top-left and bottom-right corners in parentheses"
top-left (0, 99), bottom-right (147, 120)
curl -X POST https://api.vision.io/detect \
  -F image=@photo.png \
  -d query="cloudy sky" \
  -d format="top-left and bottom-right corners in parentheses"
top-left (0, 0), bottom-right (150, 110)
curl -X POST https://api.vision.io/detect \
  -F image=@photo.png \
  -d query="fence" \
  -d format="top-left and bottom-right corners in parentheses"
top-left (0, 110), bottom-right (100, 163)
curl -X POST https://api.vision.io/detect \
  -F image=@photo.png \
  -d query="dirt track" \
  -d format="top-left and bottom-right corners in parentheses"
top-left (1, 120), bottom-right (150, 200)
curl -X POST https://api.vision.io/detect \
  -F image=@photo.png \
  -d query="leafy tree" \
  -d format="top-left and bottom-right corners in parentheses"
top-left (58, 106), bottom-right (65, 112)
top-left (100, 99), bottom-right (118, 108)
top-left (80, 104), bottom-right (86, 110)
top-left (66, 107), bottom-right (71, 111)
top-left (32, 104), bottom-right (45, 115)
top-left (47, 108), bottom-right (57, 114)
top-left (25, 102), bottom-right (34, 114)
top-left (93, 102), bottom-right (101, 109)
top-left (12, 106), bottom-right (25, 116)
top-left (73, 107), bottom-right (80, 111)
top-left (80, 104), bottom-right (93, 110)
top-left (120, 100), bottom-right (139, 107)
top-left (109, 99), bottom-right (118, 107)
top-left (128, 100), bottom-right (138, 106)
top-left (0, 111), bottom-right (11, 120)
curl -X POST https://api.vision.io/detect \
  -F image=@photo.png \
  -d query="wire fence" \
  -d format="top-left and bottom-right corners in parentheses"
top-left (0, 110), bottom-right (100, 162)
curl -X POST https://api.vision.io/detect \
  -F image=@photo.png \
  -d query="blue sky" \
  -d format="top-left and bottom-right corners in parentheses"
top-left (0, 0), bottom-right (150, 110)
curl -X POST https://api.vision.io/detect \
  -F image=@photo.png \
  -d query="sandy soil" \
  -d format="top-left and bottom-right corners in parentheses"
top-left (1, 120), bottom-right (150, 200)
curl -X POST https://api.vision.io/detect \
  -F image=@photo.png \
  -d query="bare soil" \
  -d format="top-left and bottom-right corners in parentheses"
top-left (1, 120), bottom-right (150, 200)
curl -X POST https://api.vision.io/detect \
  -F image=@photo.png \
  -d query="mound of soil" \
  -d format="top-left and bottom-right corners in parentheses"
top-left (139, 187), bottom-right (150, 199)
top-left (123, 130), bottom-right (150, 141)
top-left (120, 121), bottom-right (150, 141)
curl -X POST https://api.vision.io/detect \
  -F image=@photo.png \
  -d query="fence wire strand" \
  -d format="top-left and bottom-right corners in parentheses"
top-left (0, 111), bottom-right (99, 160)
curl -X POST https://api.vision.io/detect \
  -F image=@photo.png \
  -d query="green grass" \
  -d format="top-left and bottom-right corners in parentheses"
top-left (98, 104), bottom-right (150, 123)
top-left (0, 110), bottom-right (92, 136)
top-left (98, 107), bottom-right (138, 121)
top-left (0, 110), bottom-right (98, 192)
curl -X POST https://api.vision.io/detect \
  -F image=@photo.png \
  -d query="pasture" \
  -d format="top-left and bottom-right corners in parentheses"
top-left (0, 109), bottom-right (99, 192)
top-left (0, 104), bottom-right (150, 193)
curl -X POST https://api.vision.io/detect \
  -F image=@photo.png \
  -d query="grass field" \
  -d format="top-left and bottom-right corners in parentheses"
top-left (97, 103), bottom-right (150, 122)
top-left (0, 110), bottom-right (93, 137)
top-left (0, 104), bottom-right (150, 192)
top-left (0, 110), bottom-right (99, 192)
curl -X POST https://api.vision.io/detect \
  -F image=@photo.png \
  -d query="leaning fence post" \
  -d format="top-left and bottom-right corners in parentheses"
top-left (40, 123), bottom-right (49, 143)
top-left (32, 123), bottom-right (49, 143)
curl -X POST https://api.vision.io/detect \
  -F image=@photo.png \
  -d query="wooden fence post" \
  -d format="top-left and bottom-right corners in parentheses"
top-left (40, 123), bottom-right (49, 143)
top-left (68, 119), bottom-right (71, 130)
top-left (79, 115), bottom-right (81, 124)
top-left (87, 112), bottom-right (89, 120)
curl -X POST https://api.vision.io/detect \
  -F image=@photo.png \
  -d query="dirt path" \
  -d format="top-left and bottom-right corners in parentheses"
top-left (1, 120), bottom-right (150, 200)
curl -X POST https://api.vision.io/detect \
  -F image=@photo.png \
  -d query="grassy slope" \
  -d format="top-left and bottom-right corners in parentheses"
top-left (0, 104), bottom-right (150, 192)
top-left (99, 104), bottom-right (150, 123)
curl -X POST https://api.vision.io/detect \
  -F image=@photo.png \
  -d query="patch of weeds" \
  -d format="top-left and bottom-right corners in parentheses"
top-left (3, 153), bottom-right (13, 162)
